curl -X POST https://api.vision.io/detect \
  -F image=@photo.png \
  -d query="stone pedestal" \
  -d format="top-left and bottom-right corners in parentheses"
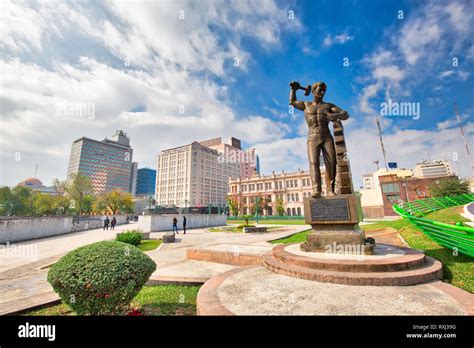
top-left (301, 194), bottom-right (374, 254)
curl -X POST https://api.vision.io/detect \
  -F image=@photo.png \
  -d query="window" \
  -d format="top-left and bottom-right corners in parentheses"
top-left (382, 183), bottom-right (400, 193)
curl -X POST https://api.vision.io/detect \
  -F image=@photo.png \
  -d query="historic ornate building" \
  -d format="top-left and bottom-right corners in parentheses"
top-left (228, 169), bottom-right (326, 216)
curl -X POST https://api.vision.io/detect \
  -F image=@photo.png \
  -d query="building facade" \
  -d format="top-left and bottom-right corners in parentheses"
top-left (130, 162), bottom-right (138, 196)
top-left (17, 178), bottom-right (57, 195)
top-left (155, 137), bottom-right (257, 208)
top-left (200, 137), bottom-right (260, 178)
top-left (413, 160), bottom-right (453, 178)
top-left (228, 169), bottom-right (325, 216)
top-left (359, 165), bottom-right (457, 218)
top-left (136, 167), bottom-right (157, 196)
top-left (66, 130), bottom-right (134, 194)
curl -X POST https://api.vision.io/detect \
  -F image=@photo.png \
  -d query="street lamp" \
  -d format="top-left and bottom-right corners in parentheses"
top-left (255, 196), bottom-right (260, 224)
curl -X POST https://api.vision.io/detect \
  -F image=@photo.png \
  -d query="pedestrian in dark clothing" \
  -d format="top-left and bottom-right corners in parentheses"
top-left (173, 217), bottom-right (179, 233)
top-left (103, 216), bottom-right (110, 230)
top-left (183, 215), bottom-right (187, 234)
top-left (111, 217), bottom-right (117, 230)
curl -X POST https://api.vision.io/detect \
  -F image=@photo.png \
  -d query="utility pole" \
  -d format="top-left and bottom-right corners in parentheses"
top-left (453, 102), bottom-right (473, 175)
top-left (373, 160), bottom-right (380, 171)
top-left (376, 117), bottom-right (388, 169)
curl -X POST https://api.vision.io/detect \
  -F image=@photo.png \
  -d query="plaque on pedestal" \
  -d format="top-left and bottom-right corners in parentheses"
top-left (301, 194), bottom-right (373, 254)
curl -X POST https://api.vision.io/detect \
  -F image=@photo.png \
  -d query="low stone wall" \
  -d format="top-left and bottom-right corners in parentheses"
top-left (138, 214), bottom-right (226, 232)
top-left (0, 215), bottom-right (130, 243)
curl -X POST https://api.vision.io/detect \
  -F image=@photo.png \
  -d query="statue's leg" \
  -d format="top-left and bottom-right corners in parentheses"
top-left (307, 139), bottom-right (322, 197)
top-left (322, 136), bottom-right (337, 194)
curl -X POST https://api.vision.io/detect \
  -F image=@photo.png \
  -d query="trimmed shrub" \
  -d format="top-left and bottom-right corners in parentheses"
top-left (116, 230), bottom-right (143, 246)
top-left (47, 240), bottom-right (156, 315)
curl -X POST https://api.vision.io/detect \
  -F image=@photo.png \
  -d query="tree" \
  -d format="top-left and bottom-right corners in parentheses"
top-left (65, 173), bottom-right (94, 215)
top-left (33, 193), bottom-right (57, 216)
top-left (0, 187), bottom-right (15, 216)
top-left (429, 177), bottom-right (470, 197)
top-left (52, 178), bottom-right (67, 195)
top-left (227, 196), bottom-right (239, 216)
top-left (82, 195), bottom-right (95, 215)
top-left (276, 197), bottom-right (285, 216)
top-left (54, 195), bottom-right (72, 215)
top-left (13, 186), bottom-right (34, 215)
top-left (93, 189), bottom-right (133, 215)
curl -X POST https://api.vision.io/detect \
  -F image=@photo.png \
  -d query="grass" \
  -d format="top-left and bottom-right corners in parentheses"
top-left (362, 206), bottom-right (473, 293)
top-left (270, 229), bottom-right (311, 244)
top-left (23, 284), bottom-right (200, 316)
top-left (228, 219), bottom-right (306, 225)
top-left (137, 239), bottom-right (162, 252)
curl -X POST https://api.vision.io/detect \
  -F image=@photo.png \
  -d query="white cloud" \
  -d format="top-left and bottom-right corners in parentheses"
top-left (0, 0), bottom-right (299, 186)
top-left (323, 33), bottom-right (353, 47)
top-left (357, 1), bottom-right (474, 117)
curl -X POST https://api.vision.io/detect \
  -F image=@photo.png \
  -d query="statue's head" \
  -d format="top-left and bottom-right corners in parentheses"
top-left (312, 82), bottom-right (326, 100)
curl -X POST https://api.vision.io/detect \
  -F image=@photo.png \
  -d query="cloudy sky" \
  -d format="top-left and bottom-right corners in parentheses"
top-left (1, 0), bottom-right (473, 188)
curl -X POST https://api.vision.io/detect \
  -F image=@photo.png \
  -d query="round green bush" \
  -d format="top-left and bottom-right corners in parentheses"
top-left (47, 240), bottom-right (156, 315)
top-left (116, 230), bottom-right (143, 246)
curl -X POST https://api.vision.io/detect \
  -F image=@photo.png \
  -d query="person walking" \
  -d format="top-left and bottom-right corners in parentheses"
top-left (173, 217), bottom-right (179, 234)
top-left (182, 215), bottom-right (187, 234)
top-left (103, 216), bottom-right (110, 230)
top-left (111, 216), bottom-right (117, 230)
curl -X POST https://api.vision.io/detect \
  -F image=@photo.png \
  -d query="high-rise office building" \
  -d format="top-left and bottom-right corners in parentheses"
top-left (155, 137), bottom-right (257, 207)
top-left (136, 167), bottom-right (157, 196)
top-left (129, 162), bottom-right (138, 196)
top-left (67, 130), bottom-right (134, 194)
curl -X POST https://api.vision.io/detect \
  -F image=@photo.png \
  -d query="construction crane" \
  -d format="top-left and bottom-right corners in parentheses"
top-left (453, 102), bottom-right (473, 175)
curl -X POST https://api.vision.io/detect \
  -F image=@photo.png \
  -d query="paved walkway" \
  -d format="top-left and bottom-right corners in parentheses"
top-left (202, 266), bottom-right (473, 315)
top-left (461, 202), bottom-right (474, 227)
top-left (0, 223), bottom-right (308, 314)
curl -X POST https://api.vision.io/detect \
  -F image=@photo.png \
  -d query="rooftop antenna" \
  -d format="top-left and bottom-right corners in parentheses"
top-left (453, 102), bottom-right (473, 174)
top-left (34, 164), bottom-right (38, 178)
top-left (375, 117), bottom-right (388, 169)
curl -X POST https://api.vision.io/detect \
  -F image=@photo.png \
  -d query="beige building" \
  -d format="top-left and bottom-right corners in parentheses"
top-left (228, 169), bottom-right (325, 216)
top-left (200, 136), bottom-right (259, 178)
top-left (359, 168), bottom-right (413, 218)
top-left (413, 160), bottom-right (453, 178)
top-left (155, 137), bottom-right (256, 207)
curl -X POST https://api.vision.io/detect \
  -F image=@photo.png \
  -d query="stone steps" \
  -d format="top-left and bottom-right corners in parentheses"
top-left (271, 243), bottom-right (427, 272)
top-left (263, 251), bottom-right (443, 286)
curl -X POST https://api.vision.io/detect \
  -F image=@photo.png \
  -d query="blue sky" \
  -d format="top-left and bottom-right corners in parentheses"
top-left (1, 0), bottom-right (473, 188)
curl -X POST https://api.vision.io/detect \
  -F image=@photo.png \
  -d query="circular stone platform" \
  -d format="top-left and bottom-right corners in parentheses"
top-left (197, 266), bottom-right (473, 315)
top-left (263, 243), bottom-right (442, 286)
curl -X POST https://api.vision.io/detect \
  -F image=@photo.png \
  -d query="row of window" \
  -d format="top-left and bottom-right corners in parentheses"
top-left (235, 178), bottom-right (313, 192)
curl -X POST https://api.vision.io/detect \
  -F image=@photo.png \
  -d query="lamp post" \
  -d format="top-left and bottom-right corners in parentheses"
top-left (255, 196), bottom-right (260, 224)
top-left (148, 195), bottom-right (153, 213)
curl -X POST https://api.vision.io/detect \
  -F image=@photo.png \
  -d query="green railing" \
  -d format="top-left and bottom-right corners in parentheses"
top-left (393, 193), bottom-right (474, 258)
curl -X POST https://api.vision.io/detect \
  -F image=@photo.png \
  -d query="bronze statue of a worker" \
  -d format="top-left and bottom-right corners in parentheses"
top-left (289, 81), bottom-right (349, 198)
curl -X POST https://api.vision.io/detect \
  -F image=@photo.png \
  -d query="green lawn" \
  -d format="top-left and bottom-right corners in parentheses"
top-left (24, 284), bottom-right (200, 316)
top-left (137, 239), bottom-right (162, 252)
top-left (362, 206), bottom-right (473, 293)
top-left (271, 230), bottom-right (311, 244)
